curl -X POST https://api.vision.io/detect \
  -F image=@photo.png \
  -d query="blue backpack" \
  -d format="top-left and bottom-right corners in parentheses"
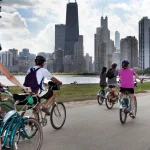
top-left (23, 68), bottom-right (41, 93)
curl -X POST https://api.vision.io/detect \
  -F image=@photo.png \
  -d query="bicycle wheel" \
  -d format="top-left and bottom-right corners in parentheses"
top-left (120, 108), bottom-right (127, 124)
top-left (134, 96), bottom-right (137, 117)
top-left (11, 118), bottom-right (43, 150)
top-left (1, 121), bottom-right (16, 149)
top-left (105, 98), bottom-right (113, 109)
top-left (97, 92), bottom-right (104, 105)
top-left (50, 102), bottom-right (66, 130)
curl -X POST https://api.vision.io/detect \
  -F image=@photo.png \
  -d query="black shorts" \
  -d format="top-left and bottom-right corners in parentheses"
top-left (41, 89), bottom-right (53, 99)
top-left (120, 87), bottom-right (134, 94)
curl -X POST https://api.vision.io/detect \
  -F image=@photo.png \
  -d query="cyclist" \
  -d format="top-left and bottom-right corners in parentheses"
top-left (25, 55), bottom-right (62, 115)
top-left (106, 62), bottom-right (119, 102)
top-left (119, 60), bottom-right (142, 118)
top-left (99, 67), bottom-right (107, 96)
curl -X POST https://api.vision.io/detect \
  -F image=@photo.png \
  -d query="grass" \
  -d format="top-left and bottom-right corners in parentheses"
top-left (1, 82), bottom-right (150, 103)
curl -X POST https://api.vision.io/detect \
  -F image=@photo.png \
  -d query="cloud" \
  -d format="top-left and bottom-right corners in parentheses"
top-left (0, 11), bottom-right (30, 49)
top-left (0, 23), bottom-right (55, 54)
top-left (108, 3), bottom-right (131, 11)
top-left (25, 17), bottom-right (39, 23)
top-left (2, 0), bottom-right (38, 12)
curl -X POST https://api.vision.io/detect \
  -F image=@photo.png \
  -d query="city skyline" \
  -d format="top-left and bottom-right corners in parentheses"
top-left (0, 0), bottom-right (149, 59)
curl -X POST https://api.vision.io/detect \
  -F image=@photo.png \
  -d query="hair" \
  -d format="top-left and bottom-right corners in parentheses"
top-left (111, 63), bottom-right (117, 69)
top-left (101, 67), bottom-right (107, 74)
top-left (35, 55), bottom-right (46, 66)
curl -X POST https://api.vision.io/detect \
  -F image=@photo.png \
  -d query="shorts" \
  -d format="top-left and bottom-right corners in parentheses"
top-left (120, 87), bottom-right (134, 94)
top-left (40, 89), bottom-right (53, 99)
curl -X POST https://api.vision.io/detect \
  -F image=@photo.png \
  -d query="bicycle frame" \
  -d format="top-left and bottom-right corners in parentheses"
top-left (34, 99), bottom-right (55, 123)
top-left (119, 93), bottom-right (131, 109)
top-left (0, 110), bottom-right (30, 148)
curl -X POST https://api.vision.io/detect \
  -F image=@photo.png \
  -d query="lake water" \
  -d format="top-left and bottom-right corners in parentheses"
top-left (1, 75), bottom-right (148, 86)
top-left (0, 75), bottom-right (100, 86)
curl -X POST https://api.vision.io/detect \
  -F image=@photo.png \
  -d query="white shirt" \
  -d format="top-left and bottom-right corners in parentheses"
top-left (27, 66), bottom-right (53, 97)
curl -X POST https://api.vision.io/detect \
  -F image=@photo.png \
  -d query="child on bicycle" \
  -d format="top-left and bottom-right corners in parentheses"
top-left (99, 67), bottom-right (107, 95)
top-left (106, 63), bottom-right (119, 102)
top-left (119, 60), bottom-right (142, 118)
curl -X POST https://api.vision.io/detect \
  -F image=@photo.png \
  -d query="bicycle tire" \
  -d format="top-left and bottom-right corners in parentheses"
top-left (105, 98), bottom-right (113, 109)
top-left (134, 96), bottom-right (137, 117)
top-left (10, 118), bottom-right (43, 150)
top-left (2, 121), bottom-right (16, 149)
top-left (97, 93), bottom-right (104, 105)
top-left (50, 102), bottom-right (66, 130)
top-left (119, 108), bottom-right (127, 124)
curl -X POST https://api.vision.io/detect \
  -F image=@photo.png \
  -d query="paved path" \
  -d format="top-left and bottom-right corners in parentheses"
top-left (41, 94), bottom-right (150, 150)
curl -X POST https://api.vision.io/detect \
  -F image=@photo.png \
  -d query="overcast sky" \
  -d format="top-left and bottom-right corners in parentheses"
top-left (0, 0), bottom-right (150, 59)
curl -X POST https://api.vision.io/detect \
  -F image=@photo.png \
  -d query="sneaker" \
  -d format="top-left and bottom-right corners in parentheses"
top-left (129, 111), bottom-right (135, 118)
top-left (41, 107), bottom-right (50, 115)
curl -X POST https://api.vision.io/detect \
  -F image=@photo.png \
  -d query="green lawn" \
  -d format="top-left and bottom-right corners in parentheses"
top-left (4, 82), bottom-right (150, 102)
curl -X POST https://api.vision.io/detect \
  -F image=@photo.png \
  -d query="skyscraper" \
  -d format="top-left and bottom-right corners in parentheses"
top-left (115, 31), bottom-right (120, 49)
top-left (55, 24), bottom-right (66, 51)
top-left (9, 48), bottom-right (18, 65)
top-left (64, 1), bottom-right (79, 57)
top-left (73, 35), bottom-right (84, 72)
top-left (139, 17), bottom-right (150, 69)
top-left (94, 16), bottom-right (115, 72)
top-left (120, 36), bottom-right (138, 68)
top-left (22, 48), bottom-right (30, 57)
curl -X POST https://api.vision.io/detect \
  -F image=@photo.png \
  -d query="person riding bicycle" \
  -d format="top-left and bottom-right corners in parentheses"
top-left (99, 67), bottom-right (107, 95)
top-left (119, 60), bottom-right (142, 118)
top-left (25, 55), bottom-right (62, 115)
top-left (106, 62), bottom-right (119, 102)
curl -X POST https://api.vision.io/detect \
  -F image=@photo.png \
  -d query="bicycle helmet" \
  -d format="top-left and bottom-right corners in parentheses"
top-left (122, 60), bottom-right (129, 68)
top-left (111, 62), bottom-right (117, 68)
top-left (35, 55), bottom-right (46, 65)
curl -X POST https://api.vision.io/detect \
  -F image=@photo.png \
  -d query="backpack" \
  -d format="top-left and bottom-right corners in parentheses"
top-left (106, 68), bottom-right (114, 79)
top-left (23, 68), bottom-right (41, 93)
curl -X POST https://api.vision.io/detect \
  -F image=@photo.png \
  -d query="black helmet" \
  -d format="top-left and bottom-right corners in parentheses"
top-left (35, 55), bottom-right (46, 65)
top-left (122, 60), bottom-right (129, 68)
top-left (111, 62), bottom-right (117, 68)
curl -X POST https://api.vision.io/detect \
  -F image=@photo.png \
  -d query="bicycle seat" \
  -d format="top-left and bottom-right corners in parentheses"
top-left (13, 93), bottom-right (40, 105)
top-left (121, 90), bottom-right (129, 95)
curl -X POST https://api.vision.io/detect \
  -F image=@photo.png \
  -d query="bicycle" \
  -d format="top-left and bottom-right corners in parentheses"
top-left (0, 82), bottom-right (66, 130)
top-left (119, 79), bottom-right (143, 124)
top-left (28, 81), bottom-right (66, 130)
top-left (97, 87), bottom-right (107, 105)
top-left (105, 85), bottom-right (119, 109)
top-left (0, 98), bottom-right (43, 150)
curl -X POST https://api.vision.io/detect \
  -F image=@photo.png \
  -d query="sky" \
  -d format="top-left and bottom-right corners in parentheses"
top-left (0, 0), bottom-right (150, 59)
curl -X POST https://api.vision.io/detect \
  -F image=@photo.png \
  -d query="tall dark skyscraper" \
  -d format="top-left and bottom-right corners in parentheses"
top-left (64, 1), bottom-right (79, 57)
top-left (55, 24), bottom-right (66, 51)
